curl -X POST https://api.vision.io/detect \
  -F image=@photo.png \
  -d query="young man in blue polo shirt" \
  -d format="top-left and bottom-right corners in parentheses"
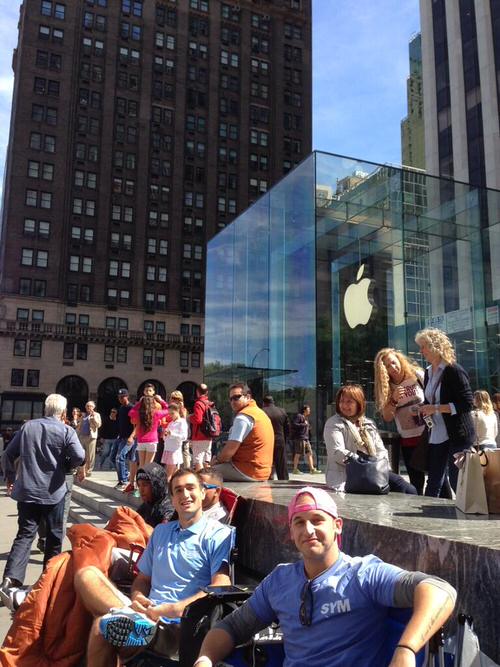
top-left (195, 486), bottom-right (456, 667)
top-left (74, 469), bottom-right (233, 666)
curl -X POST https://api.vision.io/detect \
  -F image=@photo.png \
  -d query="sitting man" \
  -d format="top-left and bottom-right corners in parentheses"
top-left (136, 462), bottom-right (174, 527)
top-left (213, 382), bottom-right (274, 482)
top-left (195, 486), bottom-right (456, 667)
top-left (199, 468), bottom-right (229, 523)
top-left (74, 469), bottom-right (233, 667)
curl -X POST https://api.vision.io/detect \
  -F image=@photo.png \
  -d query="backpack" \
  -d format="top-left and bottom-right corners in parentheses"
top-left (200, 402), bottom-right (222, 438)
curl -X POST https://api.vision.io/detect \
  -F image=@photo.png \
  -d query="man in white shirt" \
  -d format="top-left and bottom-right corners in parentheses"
top-left (199, 468), bottom-right (229, 523)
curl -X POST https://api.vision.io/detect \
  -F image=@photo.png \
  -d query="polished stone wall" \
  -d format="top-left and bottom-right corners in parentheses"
top-left (231, 481), bottom-right (500, 661)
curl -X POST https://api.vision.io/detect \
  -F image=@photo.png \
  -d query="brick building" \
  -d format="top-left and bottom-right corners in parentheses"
top-left (0, 0), bottom-right (312, 424)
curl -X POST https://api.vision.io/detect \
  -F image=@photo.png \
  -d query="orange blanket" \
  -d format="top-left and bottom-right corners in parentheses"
top-left (0, 506), bottom-right (152, 667)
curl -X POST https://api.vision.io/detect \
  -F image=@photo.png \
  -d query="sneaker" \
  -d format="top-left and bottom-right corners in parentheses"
top-left (114, 482), bottom-right (127, 491)
top-left (310, 469), bottom-right (322, 474)
top-left (36, 538), bottom-right (45, 553)
top-left (123, 482), bottom-right (135, 493)
top-left (100, 608), bottom-right (156, 648)
top-left (291, 468), bottom-right (303, 475)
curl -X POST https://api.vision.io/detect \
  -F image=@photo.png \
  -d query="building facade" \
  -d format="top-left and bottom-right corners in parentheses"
top-left (0, 0), bottom-right (312, 425)
top-left (420, 0), bottom-right (500, 344)
top-left (204, 152), bottom-right (499, 454)
top-left (401, 32), bottom-right (425, 169)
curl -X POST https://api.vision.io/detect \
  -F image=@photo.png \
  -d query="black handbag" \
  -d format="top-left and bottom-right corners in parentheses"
top-left (410, 427), bottom-right (430, 473)
top-left (345, 451), bottom-right (390, 494)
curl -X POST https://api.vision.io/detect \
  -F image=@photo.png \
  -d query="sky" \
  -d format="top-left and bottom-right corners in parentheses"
top-left (0, 0), bottom-right (420, 195)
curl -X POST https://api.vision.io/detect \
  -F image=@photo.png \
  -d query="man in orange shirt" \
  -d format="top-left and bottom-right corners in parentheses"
top-left (212, 383), bottom-right (273, 482)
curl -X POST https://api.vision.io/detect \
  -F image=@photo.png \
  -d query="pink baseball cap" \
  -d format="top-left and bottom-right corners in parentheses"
top-left (288, 487), bottom-right (339, 524)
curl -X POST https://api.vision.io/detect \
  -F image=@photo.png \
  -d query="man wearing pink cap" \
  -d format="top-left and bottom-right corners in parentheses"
top-left (194, 486), bottom-right (456, 667)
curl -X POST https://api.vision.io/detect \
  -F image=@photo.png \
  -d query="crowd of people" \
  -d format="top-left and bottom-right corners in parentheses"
top-left (0, 325), bottom-right (497, 664)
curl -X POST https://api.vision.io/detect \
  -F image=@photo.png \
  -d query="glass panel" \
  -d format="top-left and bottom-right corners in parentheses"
top-left (206, 150), bottom-right (496, 462)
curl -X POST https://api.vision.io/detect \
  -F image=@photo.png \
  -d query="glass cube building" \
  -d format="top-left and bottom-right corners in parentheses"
top-left (205, 152), bottom-right (500, 453)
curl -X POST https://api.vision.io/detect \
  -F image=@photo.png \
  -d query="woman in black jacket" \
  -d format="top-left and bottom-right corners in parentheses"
top-left (415, 328), bottom-right (474, 496)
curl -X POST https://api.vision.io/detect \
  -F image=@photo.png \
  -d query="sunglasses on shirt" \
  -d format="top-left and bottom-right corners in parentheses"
top-left (299, 579), bottom-right (313, 626)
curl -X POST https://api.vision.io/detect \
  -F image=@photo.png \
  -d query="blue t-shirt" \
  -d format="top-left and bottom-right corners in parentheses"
top-left (138, 515), bottom-right (234, 611)
top-left (249, 553), bottom-right (405, 667)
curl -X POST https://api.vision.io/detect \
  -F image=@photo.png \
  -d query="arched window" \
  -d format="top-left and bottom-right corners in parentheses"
top-left (136, 379), bottom-right (167, 400)
top-left (55, 375), bottom-right (89, 414)
top-left (97, 377), bottom-right (127, 416)
top-left (176, 381), bottom-right (197, 410)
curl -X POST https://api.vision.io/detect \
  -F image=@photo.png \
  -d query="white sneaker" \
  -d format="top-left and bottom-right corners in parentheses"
top-left (100, 607), bottom-right (156, 647)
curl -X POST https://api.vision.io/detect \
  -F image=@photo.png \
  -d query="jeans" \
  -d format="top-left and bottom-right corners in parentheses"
top-left (115, 438), bottom-right (136, 483)
top-left (388, 471), bottom-right (417, 495)
top-left (39, 474), bottom-right (74, 542)
top-left (273, 443), bottom-right (289, 480)
top-left (425, 440), bottom-right (463, 497)
top-left (400, 446), bottom-right (426, 495)
top-left (4, 497), bottom-right (65, 584)
top-left (100, 438), bottom-right (118, 470)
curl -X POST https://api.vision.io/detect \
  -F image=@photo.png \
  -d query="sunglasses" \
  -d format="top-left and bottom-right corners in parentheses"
top-left (299, 580), bottom-right (313, 626)
top-left (229, 394), bottom-right (245, 402)
top-left (203, 483), bottom-right (219, 490)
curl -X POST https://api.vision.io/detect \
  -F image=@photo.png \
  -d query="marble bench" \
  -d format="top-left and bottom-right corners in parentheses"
top-left (228, 480), bottom-right (500, 662)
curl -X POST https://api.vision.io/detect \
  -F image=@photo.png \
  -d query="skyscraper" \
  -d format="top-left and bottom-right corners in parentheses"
top-left (420, 0), bottom-right (499, 188)
top-left (419, 0), bottom-right (499, 345)
top-left (0, 0), bottom-right (312, 423)
top-left (401, 32), bottom-right (425, 170)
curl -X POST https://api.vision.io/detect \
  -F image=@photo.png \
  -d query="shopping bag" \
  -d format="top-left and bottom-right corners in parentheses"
top-left (452, 614), bottom-right (482, 667)
top-left (480, 449), bottom-right (500, 514)
top-left (345, 452), bottom-right (390, 494)
top-left (455, 451), bottom-right (488, 514)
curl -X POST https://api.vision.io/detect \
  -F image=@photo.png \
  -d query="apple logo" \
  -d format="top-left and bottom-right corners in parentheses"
top-left (343, 264), bottom-right (375, 328)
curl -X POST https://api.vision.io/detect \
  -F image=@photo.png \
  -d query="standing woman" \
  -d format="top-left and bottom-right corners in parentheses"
top-left (169, 390), bottom-right (191, 468)
top-left (128, 394), bottom-right (169, 468)
top-left (324, 384), bottom-right (417, 494)
top-left (374, 348), bottom-right (426, 494)
top-left (414, 328), bottom-right (475, 496)
top-left (472, 390), bottom-right (498, 449)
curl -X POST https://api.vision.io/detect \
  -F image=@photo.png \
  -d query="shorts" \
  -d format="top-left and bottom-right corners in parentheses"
top-left (162, 448), bottom-right (183, 466)
top-left (190, 440), bottom-right (212, 467)
top-left (137, 441), bottom-right (157, 454)
top-left (292, 439), bottom-right (312, 456)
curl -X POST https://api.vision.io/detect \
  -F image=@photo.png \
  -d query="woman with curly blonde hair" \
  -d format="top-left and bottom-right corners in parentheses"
top-left (414, 328), bottom-right (474, 496)
top-left (374, 348), bottom-right (426, 493)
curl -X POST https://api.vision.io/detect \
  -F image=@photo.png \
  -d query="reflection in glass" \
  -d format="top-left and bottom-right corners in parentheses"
top-left (205, 151), bottom-right (498, 462)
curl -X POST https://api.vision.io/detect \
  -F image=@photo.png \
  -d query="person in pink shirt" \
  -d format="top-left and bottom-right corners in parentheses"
top-left (128, 394), bottom-right (169, 467)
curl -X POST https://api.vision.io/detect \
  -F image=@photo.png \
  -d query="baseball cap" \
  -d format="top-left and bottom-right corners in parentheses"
top-left (117, 388), bottom-right (129, 397)
top-left (288, 487), bottom-right (338, 524)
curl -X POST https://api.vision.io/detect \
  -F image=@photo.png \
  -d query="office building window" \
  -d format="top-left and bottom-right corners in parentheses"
top-left (11, 369), bottom-right (24, 386)
top-left (27, 370), bottom-right (40, 387)
top-left (14, 339), bottom-right (27, 356)
top-left (29, 340), bottom-right (42, 357)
